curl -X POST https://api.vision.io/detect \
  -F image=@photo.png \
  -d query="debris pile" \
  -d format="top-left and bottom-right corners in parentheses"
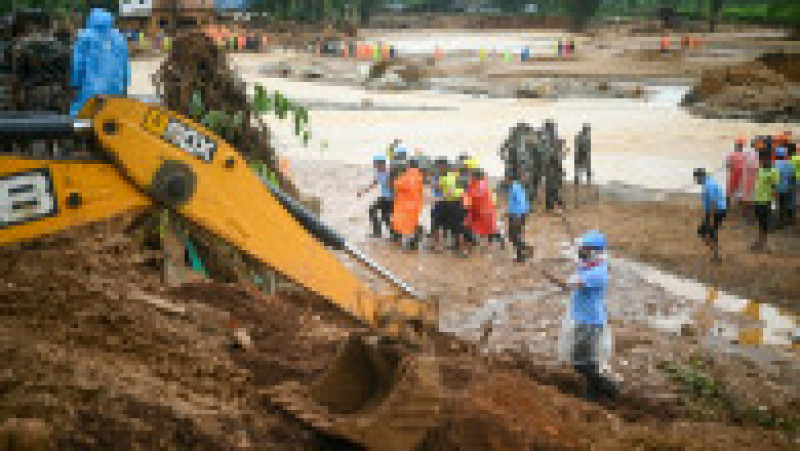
top-left (154, 32), bottom-right (297, 195)
top-left (682, 60), bottom-right (800, 122)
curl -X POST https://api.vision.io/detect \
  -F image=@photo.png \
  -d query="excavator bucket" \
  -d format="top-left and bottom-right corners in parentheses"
top-left (264, 334), bottom-right (443, 450)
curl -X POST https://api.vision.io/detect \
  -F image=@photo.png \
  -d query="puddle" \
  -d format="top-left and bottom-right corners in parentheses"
top-left (623, 257), bottom-right (799, 348)
top-left (552, 241), bottom-right (798, 351)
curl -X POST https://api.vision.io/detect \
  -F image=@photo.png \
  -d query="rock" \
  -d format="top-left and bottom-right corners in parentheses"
top-left (0, 418), bottom-right (53, 451)
top-left (515, 81), bottom-right (547, 99)
top-left (680, 323), bottom-right (698, 338)
top-left (232, 327), bottom-right (254, 351)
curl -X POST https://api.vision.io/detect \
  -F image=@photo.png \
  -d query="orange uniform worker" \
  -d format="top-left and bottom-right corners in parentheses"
top-left (465, 167), bottom-right (498, 237)
top-left (391, 158), bottom-right (425, 249)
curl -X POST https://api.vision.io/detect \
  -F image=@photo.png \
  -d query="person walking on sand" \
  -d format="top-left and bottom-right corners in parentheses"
top-left (694, 168), bottom-right (727, 263)
top-left (392, 158), bottom-right (424, 250)
top-left (358, 155), bottom-right (393, 238)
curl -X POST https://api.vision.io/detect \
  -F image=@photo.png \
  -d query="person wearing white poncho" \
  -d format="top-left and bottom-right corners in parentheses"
top-left (564, 230), bottom-right (620, 402)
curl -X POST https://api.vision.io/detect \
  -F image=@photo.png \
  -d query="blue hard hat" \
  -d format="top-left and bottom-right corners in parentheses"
top-left (579, 230), bottom-right (606, 250)
top-left (373, 154), bottom-right (386, 163)
top-left (395, 147), bottom-right (408, 158)
top-left (776, 147), bottom-right (787, 158)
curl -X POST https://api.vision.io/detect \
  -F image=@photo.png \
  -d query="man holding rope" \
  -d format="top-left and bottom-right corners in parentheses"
top-left (553, 230), bottom-right (619, 402)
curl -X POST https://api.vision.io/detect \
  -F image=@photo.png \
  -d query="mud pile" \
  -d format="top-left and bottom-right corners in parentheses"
top-left (0, 217), bottom-right (334, 448)
top-left (1, 214), bottom-right (796, 449)
top-left (682, 60), bottom-right (800, 122)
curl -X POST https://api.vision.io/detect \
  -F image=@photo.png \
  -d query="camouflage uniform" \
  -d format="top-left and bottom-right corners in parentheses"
top-left (544, 138), bottom-right (565, 211)
top-left (574, 128), bottom-right (592, 185)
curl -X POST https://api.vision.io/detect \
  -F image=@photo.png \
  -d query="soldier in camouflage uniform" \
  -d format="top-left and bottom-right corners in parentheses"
top-left (544, 137), bottom-right (567, 211)
top-left (574, 123), bottom-right (593, 206)
top-left (574, 124), bottom-right (592, 185)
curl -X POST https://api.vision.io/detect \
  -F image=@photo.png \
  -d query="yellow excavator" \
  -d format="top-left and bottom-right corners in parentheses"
top-left (0, 96), bottom-right (443, 450)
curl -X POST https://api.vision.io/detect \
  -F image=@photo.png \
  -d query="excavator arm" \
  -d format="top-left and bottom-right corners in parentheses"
top-left (1, 97), bottom-right (442, 449)
top-left (1, 97), bottom-right (434, 331)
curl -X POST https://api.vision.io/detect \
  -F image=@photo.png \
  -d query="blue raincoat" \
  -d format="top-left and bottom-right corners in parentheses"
top-left (70, 9), bottom-right (130, 116)
top-left (507, 181), bottom-right (528, 216)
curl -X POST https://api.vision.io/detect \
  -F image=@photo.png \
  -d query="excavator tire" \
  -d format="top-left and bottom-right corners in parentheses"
top-left (263, 334), bottom-right (443, 450)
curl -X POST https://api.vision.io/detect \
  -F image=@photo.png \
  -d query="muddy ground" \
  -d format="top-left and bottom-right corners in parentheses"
top-left (0, 187), bottom-right (797, 448)
top-left (291, 159), bottom-right (800, 434)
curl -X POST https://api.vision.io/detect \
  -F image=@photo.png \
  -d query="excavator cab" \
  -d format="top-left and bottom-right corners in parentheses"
top-left (0, 96), bottom-right (442, 449)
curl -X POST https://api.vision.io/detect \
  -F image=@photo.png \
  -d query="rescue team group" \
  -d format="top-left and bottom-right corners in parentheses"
top-left (358, 147), bottom-right (529, 261)
top-left (696, 132), bottom-right (798, 262)
top-left (357, 140), bottom-right (620, 402)
top-left (359, 131), bottom-right (798, 266)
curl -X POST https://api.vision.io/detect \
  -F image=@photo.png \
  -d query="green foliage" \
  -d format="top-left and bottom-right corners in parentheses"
top-left (563, 0), bottom-right (602, 31)
top-left (769, 0), bottom-right (800, 24)
top-left (251, 84), bottom-right (312, 147)
top-left (190, 85), bottom-right (312, 148)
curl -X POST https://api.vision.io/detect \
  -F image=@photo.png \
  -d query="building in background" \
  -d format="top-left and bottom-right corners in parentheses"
top-left (118, 0), bottom-right (215, 34)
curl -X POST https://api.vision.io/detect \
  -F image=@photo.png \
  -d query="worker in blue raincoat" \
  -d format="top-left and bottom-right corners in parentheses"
top-left (69, 8), bottom-right (130, 116)
top-left (504, 171), bottom-right (530, 262)
top-left (561, 230), bottom-right (620, 402)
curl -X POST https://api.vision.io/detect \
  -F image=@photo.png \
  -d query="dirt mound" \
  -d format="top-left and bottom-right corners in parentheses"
top-left (682, 61), bottom-right (800, 122)
top-left (757, 52), bottom-right (800, 83)
top-left (0, 218), bottom-right (341, 448)
top-left (1, 215), bottom-right (796, 449)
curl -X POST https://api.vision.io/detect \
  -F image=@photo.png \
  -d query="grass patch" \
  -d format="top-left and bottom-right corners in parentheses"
top-left (659, 353), bottom-right (798, 434)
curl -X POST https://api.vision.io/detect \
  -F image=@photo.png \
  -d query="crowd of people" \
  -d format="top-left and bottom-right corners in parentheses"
top-left (357, 138), bottom-right (619, 402)
top-left (358, 118), bottom-right (593, 264)
top-left (358, 141), bottom-right (533, 262)
top-left (695, 131), bottom-right (798, 261)
top-left (358, 122), bottom-right (592, 264)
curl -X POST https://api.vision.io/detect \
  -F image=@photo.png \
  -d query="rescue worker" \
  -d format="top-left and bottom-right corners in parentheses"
top-left (391, 157), bottom-right (424, 250)
top-left (465, 167), bottom-right (497, 246)
top-left (487, 181), bottom-right (506, 250)
top-left (566, 230), bottom-right (619, 401)
top-left (775, 147), bottom-right (795, 228)
top-left (357, 155), bottom-right (393, 238)
top-left (693, 168), bottom-right (727, 263)
top-left (387, 139), bottom-right (402, 161)
top-left (742, 137), bottom-right (760, 224)
top-left (752, 156), bottom-right (779, 252)
top-left (439, 166), bottom-right (470, 255)
top-left (388, 147), bottom-right (408, 242)
top-left (545, 138), bottom-right (566, 212)
top-left (69, 7), bottom-right (130, 116)
top-left (429, 157), bottom-right (449, 249)
top-left (505, 171), bottom-right (530, 263)
top-left (526, 129), bottom-right (544, 207)
top-left (574, 124), bottom-right (592, 188)
top-left (725, 137), bottom-right (746, 213)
